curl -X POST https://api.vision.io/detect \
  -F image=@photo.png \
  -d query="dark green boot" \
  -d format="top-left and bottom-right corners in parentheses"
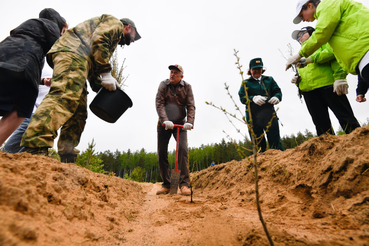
top-left (24, 147), bottom-right (49, 156)
top-left (59, 153), bottom-right (77, 163)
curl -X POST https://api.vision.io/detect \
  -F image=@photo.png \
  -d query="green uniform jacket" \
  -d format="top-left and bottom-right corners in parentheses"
top-left (299, 0), bottom-right (369, 75)
top-left (47, 14), bottom-right (124, 91)
top-left (238, 75), bottom-right (282, 109)
top-left (298, 43), bottom-right (348, 92)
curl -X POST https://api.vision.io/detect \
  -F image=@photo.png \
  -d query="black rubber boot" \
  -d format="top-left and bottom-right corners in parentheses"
top-left (59, 153), bottom-right (77, 163)
top-left (24, 147), bottom-right (49, 156)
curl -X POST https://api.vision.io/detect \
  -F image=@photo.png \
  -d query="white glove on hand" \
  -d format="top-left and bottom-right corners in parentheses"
top-left (291, 75), bottom-right (299, 84)
top-left (268, 97), bottom-right (280, 105)
top-left (101, 72), bottom-right (118, 91)
top-left (286, 53), bottom-right (302, 71)
top-left (183, 123), bottom-right (193, 130)
top-left (252, 95), bottom-right (267, 106)
top-left (163, 121), bottom-right (174, 130)
top-left (333, 79), bottom-right (349, 96)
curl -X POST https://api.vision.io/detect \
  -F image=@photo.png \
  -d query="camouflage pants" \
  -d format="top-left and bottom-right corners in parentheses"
top-left (21, 52), bottom-right (89, 154)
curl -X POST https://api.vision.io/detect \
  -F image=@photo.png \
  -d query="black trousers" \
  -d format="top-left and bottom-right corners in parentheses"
top-left (303, 85), bottom-right (360, 136)
top-left (247, 103), bottom-right (284, 152)
top-left (357, 63), bottom-right (369, 95)
top-left (157, 124), bottom-right (189, 189)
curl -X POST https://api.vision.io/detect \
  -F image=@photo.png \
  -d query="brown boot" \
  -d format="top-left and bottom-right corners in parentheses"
top-left (156, 187), bottom-right (170, 195)
top-left (180, 186), bottom-right (191, 196)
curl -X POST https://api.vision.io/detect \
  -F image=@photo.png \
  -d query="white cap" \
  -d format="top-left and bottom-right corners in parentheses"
top-left (293, 0), bottom-right (309, 24)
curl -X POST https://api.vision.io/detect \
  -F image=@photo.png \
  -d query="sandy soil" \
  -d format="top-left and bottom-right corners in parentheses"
top-left (1, 126), bottom-right (369, 245)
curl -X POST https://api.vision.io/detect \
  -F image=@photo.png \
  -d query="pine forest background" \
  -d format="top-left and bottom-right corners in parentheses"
top-left (88, 126), bottom-right (361, 183)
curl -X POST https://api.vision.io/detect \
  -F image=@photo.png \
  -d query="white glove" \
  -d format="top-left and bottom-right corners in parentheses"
top-left (101, 72), bottom-right (119, 91)
top-left (268, 97), bottom-right (280, 105)
top-left (252, 95), bottom-right (267, 106)
top-left (163, 121), bottom-right (174, 130)
top-left (333, 79), bottom-right (349, 96)
top-left (285, 53), bottom-right (302, 71)
top-left (291, 75), bottom-right (299, 84)
top-left (296, 57), bottom-right (312, 68)
top-left (183, 123), bottom-right (193, 130)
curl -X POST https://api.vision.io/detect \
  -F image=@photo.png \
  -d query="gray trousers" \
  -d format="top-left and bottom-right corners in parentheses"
top-left (157, 124), bottom-right (190, 189)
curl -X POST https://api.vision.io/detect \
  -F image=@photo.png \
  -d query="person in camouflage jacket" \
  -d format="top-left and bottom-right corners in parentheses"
top-left (21, 15), bottom-right (141, 162)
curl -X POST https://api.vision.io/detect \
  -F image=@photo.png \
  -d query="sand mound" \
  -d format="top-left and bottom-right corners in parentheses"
top-left (1, 126), bottom-right (369, 245)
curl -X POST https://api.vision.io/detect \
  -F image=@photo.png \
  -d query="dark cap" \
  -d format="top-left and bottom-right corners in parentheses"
top-left (291, 26), bottom-right (315, 40)
top-left (39, 8), bottom-right (66, 33)
top-left (249, 58), bottom-right (264, 69)
top-left (120, 18), bottom-right (141, 41)
top-left (168, 64), bottom-right (184, 74)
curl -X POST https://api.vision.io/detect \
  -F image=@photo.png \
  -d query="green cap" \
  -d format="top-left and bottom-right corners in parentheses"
top-left (249, 58), bottom-right (263, 69)
top-left (120, 18), bottom-right (141, 41)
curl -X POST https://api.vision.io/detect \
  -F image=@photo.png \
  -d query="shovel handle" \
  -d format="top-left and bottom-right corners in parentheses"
top-left (161, 123), bottom-right (193, 129)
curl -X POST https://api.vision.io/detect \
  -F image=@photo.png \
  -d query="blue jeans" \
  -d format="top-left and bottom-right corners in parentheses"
top-left (3, 116), bottom-right (31, 153)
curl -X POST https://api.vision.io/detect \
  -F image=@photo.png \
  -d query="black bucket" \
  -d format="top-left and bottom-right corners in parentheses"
top-left (89, 87), bottom-right (133, 123)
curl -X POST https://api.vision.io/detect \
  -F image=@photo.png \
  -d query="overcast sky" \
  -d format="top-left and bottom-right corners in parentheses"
top-left (1, 0), bottom-right (369, 154)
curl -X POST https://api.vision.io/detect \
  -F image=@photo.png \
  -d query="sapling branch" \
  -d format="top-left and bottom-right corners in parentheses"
top-left (206, 49), bottom-right (275, 246)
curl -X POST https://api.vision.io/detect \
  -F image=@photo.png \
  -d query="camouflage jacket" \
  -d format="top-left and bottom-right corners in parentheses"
top-left (0, 18), bottom-right (61, 91)
top-left (47, 14), bottom-right (124, 91)
top-left (155, 79), bottom-right (196, 125)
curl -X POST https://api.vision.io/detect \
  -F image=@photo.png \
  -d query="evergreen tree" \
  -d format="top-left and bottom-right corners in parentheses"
top-left (76, 139), bottom-right (105, 173)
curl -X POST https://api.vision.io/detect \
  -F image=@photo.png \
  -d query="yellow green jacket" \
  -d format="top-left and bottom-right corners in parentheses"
top-left (298, 43), bottom-right (347, 92)
top-left (299, 0), bottom-right (369, 75)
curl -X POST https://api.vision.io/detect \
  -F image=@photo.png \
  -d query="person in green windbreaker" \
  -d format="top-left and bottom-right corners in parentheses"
top-left (238, 58), bottom-right (284, 153)
top-left (291, 26), bottom-right (360, 136)
top-left (285, 0), bottom-right (369, 102)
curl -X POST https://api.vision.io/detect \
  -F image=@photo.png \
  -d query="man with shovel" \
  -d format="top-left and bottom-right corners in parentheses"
top-left (155, 64), bottom-right (196, 196)
top-left (21, 15), bottom-right (140, 163)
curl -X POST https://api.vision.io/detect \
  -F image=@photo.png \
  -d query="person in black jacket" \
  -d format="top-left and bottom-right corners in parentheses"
top-left (0, 8), bottom-right (67, 147)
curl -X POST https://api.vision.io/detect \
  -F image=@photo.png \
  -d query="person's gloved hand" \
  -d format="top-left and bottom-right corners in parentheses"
top-left (183, 123), bottom-right (193, 130)
top-left (268, 97), bottom-right (280, 105)
top-left (252, 95), bottom-right (267, 106)
top-left (296, 57), bottom-right (312, 68)
top-left (163, 121), bottom-right (174, 130)
top-left (333, 79), bottom-right (349, 96)
top-left (285, 53), bottom-right (302, 71)
top-left (101, 72), bottom-right (119, 91)
top-left (291, 75), bottom-right (300, 84)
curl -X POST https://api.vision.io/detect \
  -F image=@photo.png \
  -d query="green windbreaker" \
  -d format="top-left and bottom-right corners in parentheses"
top-left (238, 75), bottom-right (282, 108)
top-left (299, 0), bottom-right (369, 75)
top-left (298, 43), bottom-right (348, 92)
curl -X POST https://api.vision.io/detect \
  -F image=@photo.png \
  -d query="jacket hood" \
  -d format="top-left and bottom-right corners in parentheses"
top-left (39, 8), bottom-right (65, 33)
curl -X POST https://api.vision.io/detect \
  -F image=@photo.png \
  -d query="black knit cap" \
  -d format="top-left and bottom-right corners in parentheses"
top-left (39, 8), bottom-right (66, 33)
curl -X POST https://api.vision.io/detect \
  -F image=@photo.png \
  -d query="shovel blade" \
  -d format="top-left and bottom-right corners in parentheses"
top-left (170, 169), bottom-right (181, 194)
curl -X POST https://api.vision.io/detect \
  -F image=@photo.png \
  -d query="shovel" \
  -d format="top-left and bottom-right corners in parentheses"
top-left (162, 123), bottom-right (192, 194)
top-left (170, 124), bottom-right (182, 194)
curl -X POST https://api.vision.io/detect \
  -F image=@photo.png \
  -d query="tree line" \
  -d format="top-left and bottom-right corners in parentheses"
top-left (77, 129), bottom-right (321, 183)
